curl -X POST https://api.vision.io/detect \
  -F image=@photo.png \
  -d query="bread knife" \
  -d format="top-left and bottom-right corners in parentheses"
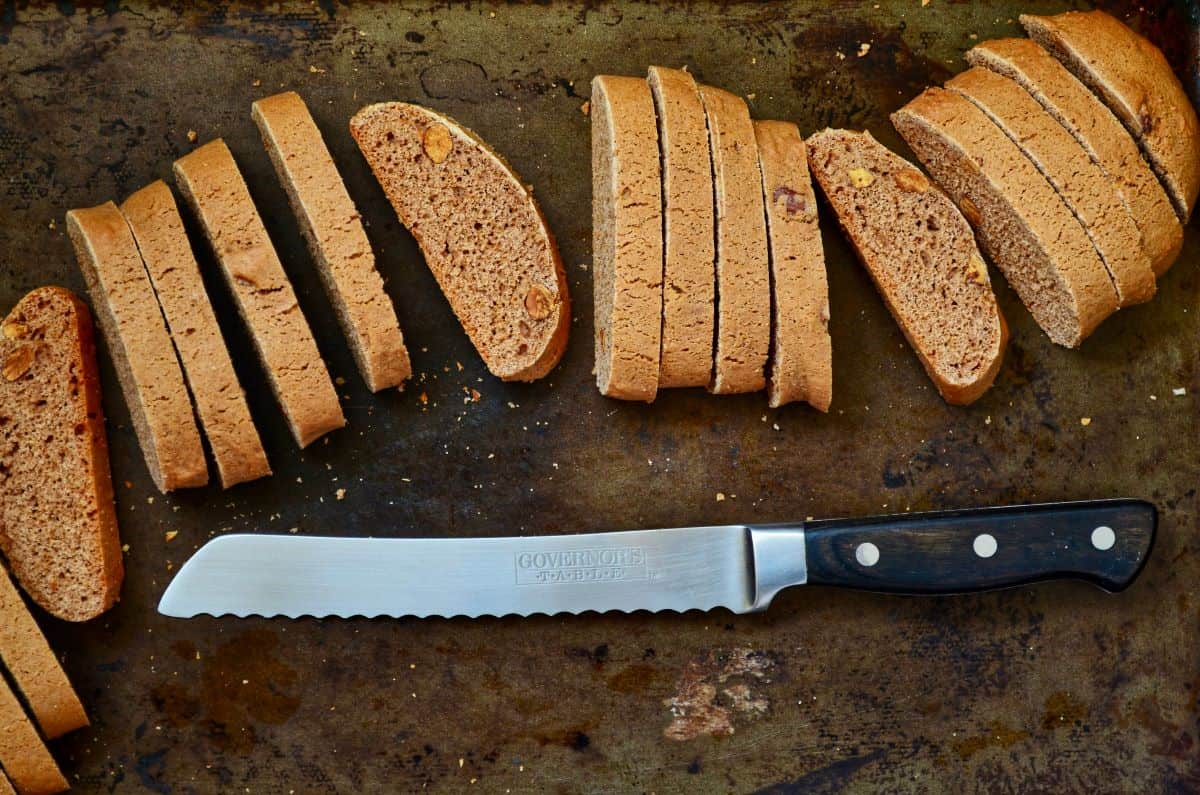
top-left (158, 499), bottom-right (1155, 619)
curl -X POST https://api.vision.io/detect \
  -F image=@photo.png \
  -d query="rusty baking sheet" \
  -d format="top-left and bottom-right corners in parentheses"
top-left (1, 1), bottom-right (1197, 792)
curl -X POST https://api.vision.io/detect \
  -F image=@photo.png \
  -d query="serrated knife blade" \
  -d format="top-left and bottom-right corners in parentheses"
top-left (159, 500), bottom-right (1157, 620)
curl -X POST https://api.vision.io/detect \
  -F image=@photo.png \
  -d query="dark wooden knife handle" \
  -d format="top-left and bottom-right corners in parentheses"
top-left (799, 499), bottom-right (1155, 594)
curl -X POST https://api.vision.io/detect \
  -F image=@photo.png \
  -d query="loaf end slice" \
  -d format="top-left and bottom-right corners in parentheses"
top-left (173, 139), bottom-right (346, 448)
top-left (892, 88), bottom-right (1118, 348)
top-left (807, 129), bottom-right (1004, 405)
top-left (966, 37), bottom-right (1183, 276)
top-left (120, 181), bottom-right (271, 488)
top-left (946, 66), bottom-right (1156, 306)
top-left (350, 102), bottom-right (569, 383)
top-left (699, 84), bottom-right (770, 395)
top-left (647, 66), bottom-right (715, 389)
top-left (754, 120), bottom-right (831, 411)
top-left (590, 76), bottom-right (663, 401)
top-left (66, 203), bottom-right (209, 491)
top-left (1020, 10), bottom-right (1200, 222)
top-left (0, 566), bottom-right (88, 739)
top-left (0, 675), bottom-right (67, 795)
top-left (253, 91), bottom-right (412, 393)
top-left (0, 287), bottom-right (123, 621)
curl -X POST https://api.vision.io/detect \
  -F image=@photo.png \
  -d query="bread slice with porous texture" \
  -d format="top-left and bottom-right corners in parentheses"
top-left (589, 76), bottom-right (663, 401)
top-left (0, 673), bottom-right (67, 795)
top-left (966, 37), bottom-right (1182, 276)
top-left (0, 567), bottom-right (87, 739)
top-left (1021, 10), bottom-right (1200, 221)
top-left (350, 102), bottom-right (569, 383)
top-left (120, 181), bottom-right (271, 488)
top-left (647, 66), bottom-right (715, 389)
top-left (253, 91), bottom-right (412, 393)
top-left (807, 128), bottom-right (1005, 405)
top-left (0, 287), bottom-right (123, 621)
top-left (946, 67), bottom-right (1155, 306)
top-left (893, 89), bottom-right (1118, 348)
top-left (699, 84), bottom-right (770, 395)
top-left (174, 139), bottom-right (345, 448)
top-left (753, 121), bottom-right (831, 411)
top-left (66, 203), bottom-right (208, 491)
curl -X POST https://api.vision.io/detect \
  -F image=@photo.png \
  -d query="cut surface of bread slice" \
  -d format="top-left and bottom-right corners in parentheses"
top-left (754, 121), bottom-right (831, 411)
top-left (0, 567), bottom-right (87, 739)
top-left (966, 38), bottom-right (1182, 276)
top-left (120, 181), bottom-right (271, 488)
top-left (647, 66), bottom-right (715, 389)
top-left (350, 102), bottom-right (569, 383)
top-left (1021, 10), bottom-right (1200, 221)
top-left (698, 84), bottom-right (770, 395)
top-left (892, 88), bottom-right (1118, 348)
top-left (946, 67), bottom-right (1155, 306)
top-left (0, 674), bottom-right (67, 795)
top-left (0, 288), bottom-right (122, 622)
top-left (253, 91), bottom-right (412, 393)
top-left (589, 76), bottom-right (663, 401)
top-left (807, 129), bottom-right (1005, 406)
top-left (66, 203), bottom-right (208, 491)
top-left (173, 139), bottom-right (345, 448)
top-left (0, 770), bottom-right (14, 795)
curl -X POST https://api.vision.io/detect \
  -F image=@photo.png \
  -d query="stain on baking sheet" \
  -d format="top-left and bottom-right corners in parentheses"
top-left (0, 0), bottom-right (1197, 791)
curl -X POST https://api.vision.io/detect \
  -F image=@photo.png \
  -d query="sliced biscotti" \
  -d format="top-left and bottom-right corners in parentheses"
top-left (698, 84), bottom-right (770, 394)
top-left (966, 38), bottom-right (1182, 276)
top-left (1021, 10), bottom-right (1200, 221)
top-left (946, 67), bottom-right (1155, 306)
top-left (754, 121), bottom-right (831, 411)
top-left (66, 203), bottom-right (208, 491)
top-left (350, 102), bottom-right (569, 383)
top-left (253, 91), bottom-right (412, 393)
top-left (807, 129), bottom-right (1004, 405)
top-left (120, 181), bottom-right (271, 488)
top-left (174, 139), bottom-right (345, 448)
top-left (589, 76), bottom-right (663, 401)
top-left (0, 567), bottom-right (87, 739)
top-left (893, 89), bottom-right (1118, 348)
top-left (0, 288), bottom-right (122, 622)
top-left (647, 66), bottom-right (715, 389)
top-left (0, 674), bottom-right (67, 795)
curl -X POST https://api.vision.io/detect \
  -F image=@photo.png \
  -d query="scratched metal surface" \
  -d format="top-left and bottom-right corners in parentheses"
top-left (0, 1), bottom-right (1197, 792)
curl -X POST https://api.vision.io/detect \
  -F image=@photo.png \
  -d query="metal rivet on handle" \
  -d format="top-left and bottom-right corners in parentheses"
top-left (973, 533), bottom-right (998, 558)
top-left (855, 542), bottom-right (880, 567)
top-left (1091, 526), bottom-right (1116, 551)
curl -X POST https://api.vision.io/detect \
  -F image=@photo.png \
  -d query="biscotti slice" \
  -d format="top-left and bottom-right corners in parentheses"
top-left (1021, 10), bottom-right (1200, 221)
top-left (807, 129), bottom-right (1004, 405)
top-left (946, 67), bottom-right (1156, 306)
top-left (753, 121), bottom-right (831, 411)
top-left (253, 92), bottom-right (412, 392)
top-left (0, 288), bottom-right (122, 621)
top-left (589, 76), bottom-right (663, 401)
top-left (0, 568), bottom-right (87, 739)
top-left (66, 203), bottom-right (208, 492)
top-left (0, 675), bottom-right (67, 795)
top-left (647, 66), bottom-right (715, 389)
top-left (698, 84), bottom-right (770, 394)
top-left (893, 89), bottom-right (1118, 348)
top-left (966, 38), bottom-right (1182, 276)
top-left (120, 181), bottom-right (271, 488)
top-left (350, 103), bottom-right (569, 383)
top-left (173, 139), bottom-right (345, 448)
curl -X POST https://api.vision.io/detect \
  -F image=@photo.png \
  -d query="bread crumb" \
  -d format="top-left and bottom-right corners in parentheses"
top-left (580, 100), bottom-right (590, 116)
top-left (419, 392), bottom-right (428, 405)
top-left (47, 219), bottom-right (55, 230)
top-left (857, 42), bottom-right (871, 57)
top-left (164, 531), bottom-right (178, 542)
top-left (1080, 417), bottom-right (1091, 427)
top-left (186, 130), bottom-right (198, 143)
top-left (335, 376), bottom-right (346, 386)
top-left (336, 488), bottom-right (346, 501)
top-left (252, 79), bottom-right (262, 87)
top-left (716, 492), bottom-right (726, 502)
top-left (309, 64), bottom-right (327, 74)
top-left (1173, 387), bottom-right (1186, 396)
